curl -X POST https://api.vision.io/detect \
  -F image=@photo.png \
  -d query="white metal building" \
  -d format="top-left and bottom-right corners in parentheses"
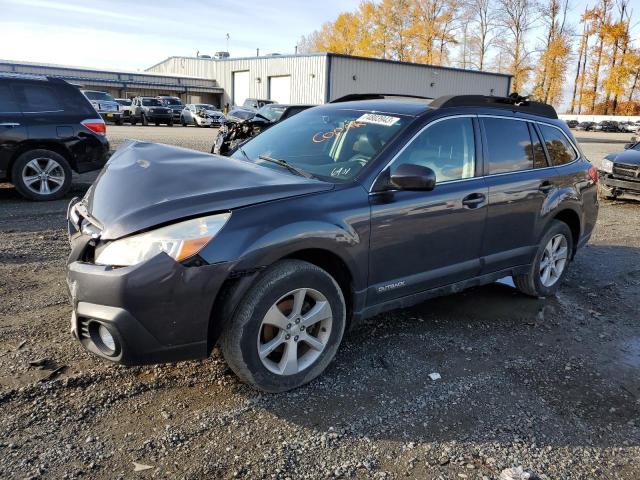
top-left (147, 53), bottom-right (512, 108)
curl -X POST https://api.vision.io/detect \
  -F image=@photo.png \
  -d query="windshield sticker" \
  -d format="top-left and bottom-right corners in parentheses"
top-left (311, 121), bottom-right (366, 143)
top-left (356, 113), bottom-right (400, 126)
top-left (331, 167), bottom-right (352, 177)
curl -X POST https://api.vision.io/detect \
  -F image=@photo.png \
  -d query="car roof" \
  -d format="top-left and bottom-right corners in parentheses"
top-left (323, 99), bottom-right (432, 117)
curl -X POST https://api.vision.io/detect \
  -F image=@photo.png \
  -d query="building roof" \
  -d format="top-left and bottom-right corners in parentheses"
top-left (146, 52), bottom-right (512, 79)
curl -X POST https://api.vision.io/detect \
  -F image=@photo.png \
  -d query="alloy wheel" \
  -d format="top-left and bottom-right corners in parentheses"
top-left (21, 157), bottom-right (65, 196)
top-left (257, 288), bottom-right (333, 376)
top-left (539, 234), bottom-right (568, 287)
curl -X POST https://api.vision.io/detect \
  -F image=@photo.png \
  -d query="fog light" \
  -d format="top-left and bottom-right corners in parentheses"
top-left (98, 324), bottom-right (116, 352)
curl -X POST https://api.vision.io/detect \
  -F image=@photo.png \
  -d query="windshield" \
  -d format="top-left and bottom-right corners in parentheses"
top-left (142, 98), bottom-right (162, 106)
top-left (116, 99), bottom-right (131, 106)
top-left (230, 110), bottom-right (255, 120)
top-left (231, 107), bottom-right (408, 182)
top-left (196, 104), bottom-right (217, 111)
top-left (257, 105), bottom-right (285, 122)
top-left (84, 91), bottom-right (114, 101)
top-left (162, 98), bottom-right (182, 105)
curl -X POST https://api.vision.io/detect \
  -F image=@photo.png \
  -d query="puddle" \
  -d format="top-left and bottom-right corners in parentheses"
top-left (620, 336), bottom-right (640, 369)
top-left (496, 276), bottom-right (515, 288)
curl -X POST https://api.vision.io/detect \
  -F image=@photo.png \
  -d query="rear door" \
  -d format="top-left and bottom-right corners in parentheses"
top-left (0, 81), bottom-right (26, 179)
top-left (479, 116), bottom-right (555, 273)
top-left (368, 115), bottom-right (488, 304)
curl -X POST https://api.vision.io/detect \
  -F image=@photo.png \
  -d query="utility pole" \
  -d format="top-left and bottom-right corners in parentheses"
top-left (226, 33), bottom-right (230, 52)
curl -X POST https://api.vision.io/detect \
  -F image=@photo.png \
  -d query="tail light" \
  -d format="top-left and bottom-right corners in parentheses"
top-left (81, 118), bottom-right (106, 136)
top-left (588, 165), bottom-right (598, 184)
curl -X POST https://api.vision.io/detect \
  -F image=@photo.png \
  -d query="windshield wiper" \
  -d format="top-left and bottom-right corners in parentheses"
top-left (237, 146), bottom-right (251, 162)
top-left (258, 155), bottom-right (313, 178)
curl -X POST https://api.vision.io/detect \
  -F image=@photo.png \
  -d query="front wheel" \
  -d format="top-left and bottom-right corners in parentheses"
top-left (220, 260), bottom-right (346, 393)
top-left (142, 114), bottom-right (148, 126)
top-left (513, 220), bottom-right (573, 297)
top-left (181, 116), bottom-right (187, 126)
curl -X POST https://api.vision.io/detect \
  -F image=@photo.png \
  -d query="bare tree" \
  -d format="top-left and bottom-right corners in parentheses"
top-left (570, 6), bottom-right (589, 114)
top-left (496, 0), bottom-right (535, 92)
top-left (462, 0), bottom-right (497, 70)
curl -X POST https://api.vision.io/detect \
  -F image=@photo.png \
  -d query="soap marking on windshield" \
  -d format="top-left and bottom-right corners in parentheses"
top-left (137, 159), bottom-right (150, 168)
top-left (311, 121), bottom-right (365, 143)
top-left (356, 113), bottom-right (400, 126)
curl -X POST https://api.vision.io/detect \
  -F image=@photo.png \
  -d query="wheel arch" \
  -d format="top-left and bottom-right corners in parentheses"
top-left (552, 208), bottom-right (581, 257)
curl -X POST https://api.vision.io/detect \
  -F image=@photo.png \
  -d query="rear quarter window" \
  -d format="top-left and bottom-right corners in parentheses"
top-left (14, 82), bottom-right (94, 115)
top-left (0, 83), bottom-right (20, 113)
top-left (538, 124), bottom-right (578, 166)
top-left (482, 117), bottom-right (534, 174)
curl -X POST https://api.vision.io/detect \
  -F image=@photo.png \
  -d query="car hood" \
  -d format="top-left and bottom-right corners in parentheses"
top-left (81, 141), bottom-right (333, 240)
top-left (607, 148), bottom-right (640, 165)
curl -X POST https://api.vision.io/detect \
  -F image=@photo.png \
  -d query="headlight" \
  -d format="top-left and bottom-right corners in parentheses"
top-left (600, 158), bottom-right (614, 173)
top-left (94, 213), bottom-right (231, 266)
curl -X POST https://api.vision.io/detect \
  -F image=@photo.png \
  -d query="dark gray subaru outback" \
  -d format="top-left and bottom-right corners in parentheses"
top-left (67, 94), bottom-right (599, 392)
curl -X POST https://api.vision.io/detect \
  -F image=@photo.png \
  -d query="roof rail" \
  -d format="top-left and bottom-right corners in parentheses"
top-left (330, 93), bottom-right (434, 103)
top-left (0, 71), bottom-right (48, 81)
top-left (430, 93), bottom-right (558, 119)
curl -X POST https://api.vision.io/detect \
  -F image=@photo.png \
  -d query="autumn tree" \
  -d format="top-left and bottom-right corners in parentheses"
top-left (531, 0), bottom-right (572, 105)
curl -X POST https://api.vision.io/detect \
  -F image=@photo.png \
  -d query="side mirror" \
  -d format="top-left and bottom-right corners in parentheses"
top-left (390, 163), bottom-right (436, 191)
top-left (624, 143), bottom-right (633, 150)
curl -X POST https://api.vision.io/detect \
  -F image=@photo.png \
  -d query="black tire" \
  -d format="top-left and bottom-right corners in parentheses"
top-left (130, 117), bottom-right (137, 126)
top-left (513, 220), bottom-right (573, 297)
top-left (181, 116), bottom-right (187, 126)
top-left (598, 183), bottom-right (616, 200)
top-left (115, 117), bottom-right (123, 126)
top-left (167, 120), bottom-right (173, 127)
top-left (220, 260), bottom-right (346, 393)
top-left (155, 122), bottom-right (160, 126)
top-left (11, 149), bottom-right (72, 201)
top-left (142, 114), bottom-right (148, 126)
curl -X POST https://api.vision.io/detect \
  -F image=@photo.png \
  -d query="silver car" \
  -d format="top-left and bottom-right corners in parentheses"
top-left (82, 90), bottom-right (123, 125)
top-left (180, 104), bottom-right (226, 127)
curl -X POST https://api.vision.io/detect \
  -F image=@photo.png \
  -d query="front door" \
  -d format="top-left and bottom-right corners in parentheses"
top-left (368, 116), bottom-right (488, 305)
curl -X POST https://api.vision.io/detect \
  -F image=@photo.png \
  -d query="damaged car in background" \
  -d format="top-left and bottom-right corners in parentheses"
top-left (212, 103), bottom-right (313, 155)
top-left (180, 103), bottom-right (226, 127)
top-left (598, 140), bottom-right (640, 200)
top-left (66, 94), bottom-right (598, 392)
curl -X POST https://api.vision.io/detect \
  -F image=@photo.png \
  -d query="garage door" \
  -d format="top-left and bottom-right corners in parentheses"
top-left (232, 71), bottom-right (250, 106)
top-left (269, 76), bottom-right (291, 104)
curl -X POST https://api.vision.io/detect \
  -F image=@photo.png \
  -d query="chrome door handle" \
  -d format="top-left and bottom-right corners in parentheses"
top-left (0, 122), bottom-right (20, 127)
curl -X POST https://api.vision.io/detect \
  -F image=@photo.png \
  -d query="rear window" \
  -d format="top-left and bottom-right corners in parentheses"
top-left (84, 91), bottom-right (114, 101)
top-left (21, 84), bottom-right (63, 112)
top-left (538, 124), bottom-right (578, 166)
top-left (0, 83), bottom-right (20, 113)
top-left (482, 118), bottom-right (534, 174)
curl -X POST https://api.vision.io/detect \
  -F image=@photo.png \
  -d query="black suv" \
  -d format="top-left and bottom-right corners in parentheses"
top-left (129, 97), bottom-right (173, 126)
top-left (0, 74), bottom-right (109, 201)
top-left (157, 95), bottom-right (184, 121)
top-left (66, 94), bottom-right (598, 392)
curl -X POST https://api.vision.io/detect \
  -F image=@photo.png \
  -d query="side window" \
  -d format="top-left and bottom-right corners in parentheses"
top-left (0, 83), bottom-right (20, 113)
top-left (390, 117), bottom-right (476, 183)
top-left (538, 124), bottom-right (578, 166)
top-left (529, 124), bottom-right (548, 168)
top-left (482, 118), bottom-right (533, 174)
top-left (17, 83), bottom-right (63, 113)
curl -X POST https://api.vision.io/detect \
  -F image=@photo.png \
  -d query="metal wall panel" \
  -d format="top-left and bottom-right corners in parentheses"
top-left (328, 56), bottom-right (511, 101)
top-left (147, 56), bottom-right (327, 106)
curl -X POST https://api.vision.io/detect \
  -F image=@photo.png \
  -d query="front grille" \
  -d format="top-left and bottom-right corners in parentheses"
top-left (613, 164), bottom-right (640, 179)
top-left (79, 317), bottom-right (91, 339)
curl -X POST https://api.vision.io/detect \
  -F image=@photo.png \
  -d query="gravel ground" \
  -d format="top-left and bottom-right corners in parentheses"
top-left (0, 128), bottom-right (638, 479)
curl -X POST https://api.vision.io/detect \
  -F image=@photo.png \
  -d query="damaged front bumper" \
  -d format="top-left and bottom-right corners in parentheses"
top-left (67, 234), bottom-right (235, 365)
top-left (599, 170), bottom-right (640, 196)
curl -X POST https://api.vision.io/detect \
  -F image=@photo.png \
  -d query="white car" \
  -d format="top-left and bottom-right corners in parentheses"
top-left (180, 104), bottom-right (226, 127)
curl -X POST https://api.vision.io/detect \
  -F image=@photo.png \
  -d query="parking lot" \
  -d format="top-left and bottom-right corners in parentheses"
top-left (0, 129), bottom-right (639, 479)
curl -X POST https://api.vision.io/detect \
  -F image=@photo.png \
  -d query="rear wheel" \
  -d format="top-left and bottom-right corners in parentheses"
top-left (513, 220), bottom-right (573, 297)
top-left (167, 119), bottom-right (173, 127)
top-left (115, 117), bottom-right (123, 126)
top-left (11, 149), bottom-right (72, 201)
top-left (181, 116), bottom-right (187, 126)
top-left (220, 260), bottom-right (346, 392)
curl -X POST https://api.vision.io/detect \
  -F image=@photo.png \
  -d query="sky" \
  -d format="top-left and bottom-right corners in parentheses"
top-left (0, 0), bottom-right (361, 71)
